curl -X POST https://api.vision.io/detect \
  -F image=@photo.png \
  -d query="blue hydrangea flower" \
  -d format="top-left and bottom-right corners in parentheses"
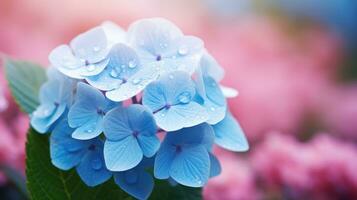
top-left (87, 43), bottom-right (160, 102)
top-left (103, 105), bottom-right (159, 171)
top-left (68, 82), bottom-right (118, 140)
top-left (50, 119), bottom-right (112, 187)
top-left (154, 123), bottom-right (217, 187)
top-left (127, 18), bottom-right (204, 75)
top-left (213, 111), bottom-right (249, 152)
top-left (31, 69), bottom-right (74, 133)
top-left (143, 71), bottom-right (208, 131)
top-left (49, 26), bottom-right (113, 79)
top-left (114, 158), bottom-right (154, 200)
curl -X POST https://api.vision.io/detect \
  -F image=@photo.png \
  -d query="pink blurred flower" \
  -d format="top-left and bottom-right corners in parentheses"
top-left (0, 64), bottom-right (28, 185)
top-left (204, 150), bottom-right (260, 200)
top-left (319, 84), bottom-right (357, 140)
top-left (251, 132), bottom-right (357, 200)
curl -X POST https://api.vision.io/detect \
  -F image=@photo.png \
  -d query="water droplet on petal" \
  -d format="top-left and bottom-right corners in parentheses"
top-left (110, 69), bottom-right (119, 78)
top-left (93, 46), bottom-right (100, 52)
top-left (178, 92), bottom-right (191, 104)
top-left (128, 60), bottom-right (136, 68)
top-left (132, 78), bottom-right (141, 85)
top-left (121, 64), bottom-right (126, 69)
top-left (91, 159), bottom-right (102, 170)
top-left (85, 129), bottom-right (93, 133)
top-left (169, 75), bottom-right (174, 80)
top-left (86, 65), bottom-right (95, 72)
top-left (178, 46), bottom-right (188, 55)
top-left (160, 113), bottom-right (165, 117)
top-left (210, 107), bottom-right (215, 111)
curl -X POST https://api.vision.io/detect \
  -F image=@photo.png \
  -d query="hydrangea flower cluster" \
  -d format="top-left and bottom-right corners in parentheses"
top-left (30, 18), bottom-right (249, 200)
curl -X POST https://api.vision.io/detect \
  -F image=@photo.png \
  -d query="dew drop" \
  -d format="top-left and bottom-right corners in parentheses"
top-left (85, 129), bottom-right (93, 133)
top-left (178, 46), bottom-right (188, 55)
top-left (128, 60), bottom-right (137, 68)
top-left (178, 92), bottom-right (191, 104)
top-left (93, 46), bottom-right (100, 52)
top-left (110, 69), bottom-right (119, 78)
top-left (121, 64), bottom-right (126, 69)
top-left (132, 78), bottom-right (141, 85)
top-left (86, 65), bottom-right (95, 72)
top-left (160, 113), bottom-right (165, 117)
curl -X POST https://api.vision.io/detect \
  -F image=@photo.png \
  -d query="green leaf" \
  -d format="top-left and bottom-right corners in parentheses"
top-left (26, 128), bottom-right (202, 200)
top-left (4, 58), bottom-right (47, 114)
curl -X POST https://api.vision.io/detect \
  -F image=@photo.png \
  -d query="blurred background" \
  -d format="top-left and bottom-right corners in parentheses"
top-left (0, 0), bottom-right (357, 199)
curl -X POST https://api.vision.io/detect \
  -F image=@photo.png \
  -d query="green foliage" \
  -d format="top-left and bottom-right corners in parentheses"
top-left (6, 59), bottom-right (202, 200)
top-left (4, 58), bottom-right (47, 114)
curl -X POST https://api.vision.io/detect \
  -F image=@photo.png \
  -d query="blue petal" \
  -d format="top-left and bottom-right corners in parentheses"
top-left (213, 112), bottom-right (249, 152)
top-left (103, 105), bottom-right (157, 141)
top-left (50, 119), bottom-right (87, 170)
top-left (154, 102), bottom-right (208, 131)
top-left (101, 21), bottom-right (126, 46)
top-left (71, 117), bottom-right (104, 140)
top-left (31, 103), bottom-right (66, 134)
top-left (68, 83), bottom-right (115, 139)
top-left (49, 45), bottom-right (85, 79)
top-left (169, 145), bottom-right (210, 187)
top-left (76, 139), bottom-right (112, 187)
top-left (86, 44), bottom-right (141, 91)
top-left (154, 143), bottom-right (176, 179)
top-left (164, 123), bottom-right (215, 150)
top-left (137, 135), bottom-right (160, 157)
top-left (200, 52), bottom-right (225, 82)
top-left (105, 65), bottom-right (160, 102)
top-left (69, 27), bottom-right (110, 63)
top-left (128, 18), bottom-right (183, 58)
top-left (199, 75), bottom-right (227, 125)
top-left (104, 136), bottom-right (143, 171)
top-left (143, 72), bottom-right (208, 131)
top-left (209, 153), bottom-right (221, 177)
top-left (114, 168), bottom-right (154, 200)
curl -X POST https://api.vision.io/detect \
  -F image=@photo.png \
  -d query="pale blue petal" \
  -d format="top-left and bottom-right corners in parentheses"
top-left (76, 140), bottom-right (112, 187)
top-left (159, 36), bottom-right (204, 74)
top-left (128, 18), bottom-right (183, 57)
top-left (86, 44), bottom-right (141, 91)
top-left (200, 52), bottom-right (225, 82)
top-left (68, 83), bottom-right (111, 139)
top-left (154, 143), bottom-right (176, 179)
top-left (31, 104), bottom-right (66, 134)
top-left (101, 21), bottom-right (127, 46)
top-left (137, 135), bottom-right (160, 157)
top-left (105, 65), bottom-right (160, 102)
top-left (104, 137), bottom-right (143, 171)
top-left (49, 45), bottom-right (85, 79)
top-left (71, 117), bottom-right (103, 140)
top-left (154, 102), bottom-right (208, 131)
top-left (50, 119), bottom-right (87, 170)
top-left (201, 76), bottom-right (227, 125)
top-left (70, 27), bottom-right (110, 63)
top-left (213, 112), bottom-right (249, 152)
top-left (164, 123), bottom-right (215, 150)
top-left (114, 169), bottom-right (154, 200)
top-left (209, 153), bottom-right (221, 177)
top-left (220, 85), bottom-right (238, 98)
top-left (169, 145), bottom-right (210, 187)
top-left (103, 107), bottom-right (132, 141)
